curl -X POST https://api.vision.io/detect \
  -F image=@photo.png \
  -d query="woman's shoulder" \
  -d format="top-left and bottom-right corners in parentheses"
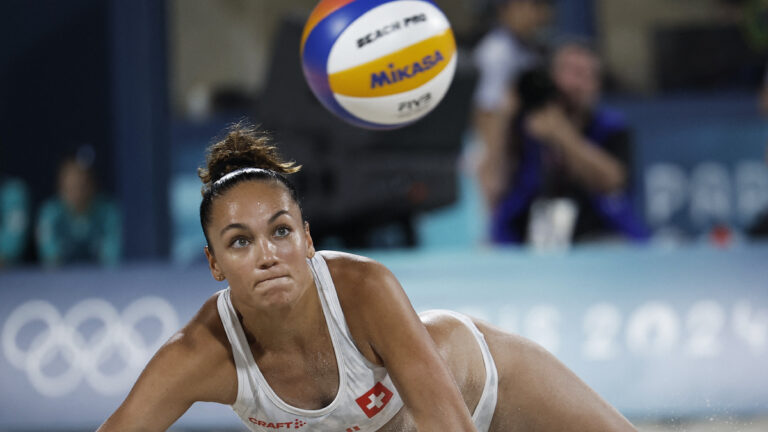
top-left (315, 251), bottom-right (407, 365)
top-left (317, 250), bottom-right (404, 315)
top-left (175, 292), bottom-right (232, 358)
top-left (152, 292), bottom-right (236, 404)
top-left (317, 250), bottom-right (394, 288)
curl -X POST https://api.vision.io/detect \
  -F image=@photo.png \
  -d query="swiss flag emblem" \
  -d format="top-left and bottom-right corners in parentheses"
top-left (355, 382), bottom-right (393, 418)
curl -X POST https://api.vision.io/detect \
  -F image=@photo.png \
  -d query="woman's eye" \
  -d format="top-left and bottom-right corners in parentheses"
top-left (231, 237), bottom-right (250, 248)
top-left (275, 226), bottom-right (291, 237)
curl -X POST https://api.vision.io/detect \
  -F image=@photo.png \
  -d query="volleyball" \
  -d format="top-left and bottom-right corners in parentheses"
top-left (300, 0), bottom-right (457, 130)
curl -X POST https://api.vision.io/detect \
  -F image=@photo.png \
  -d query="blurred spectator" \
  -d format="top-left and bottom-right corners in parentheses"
top-left (0, 176), bottom-right (30, 267)
top-left (472, 0), bottom-right (553, 209)
top-left (36, 154), bottom-right (121, 267)
top-left (490, 40), bottom-right (650, 245)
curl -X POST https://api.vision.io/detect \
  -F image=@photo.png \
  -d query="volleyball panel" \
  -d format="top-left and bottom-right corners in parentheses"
top-left (332, 53), bottom-right (457, 125)
top-left (326, 0), bottom-right (451, 74)
top-left (328, 29), bottom-right (454, 98)
top-left (301, 0), bottom-right (398, 101)
top-left (300, 0), bottom-right (356, 53)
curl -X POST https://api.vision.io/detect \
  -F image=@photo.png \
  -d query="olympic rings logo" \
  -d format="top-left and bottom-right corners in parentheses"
top-left (2, 297), bottom-right (179, 397)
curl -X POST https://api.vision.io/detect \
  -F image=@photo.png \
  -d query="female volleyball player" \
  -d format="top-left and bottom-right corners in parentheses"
top-left (98, 126), bottom-right (635, 431)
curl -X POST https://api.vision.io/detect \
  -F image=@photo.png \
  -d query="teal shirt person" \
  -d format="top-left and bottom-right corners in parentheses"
top-left (0, 177), bottom-right (31, 266)
top-left (36, 196), bottom-right (121, 266)
top-left (36, 157), bottom-right (121, 267)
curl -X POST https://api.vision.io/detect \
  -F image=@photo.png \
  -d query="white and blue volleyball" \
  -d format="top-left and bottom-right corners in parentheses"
top-left (300, 0), bottom-right (457, 130)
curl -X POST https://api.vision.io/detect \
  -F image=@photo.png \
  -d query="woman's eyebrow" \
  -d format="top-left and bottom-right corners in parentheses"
top-left (220, 223), bottom-right (248, 237)
top-left (268, 209), bottom-right (290, 224)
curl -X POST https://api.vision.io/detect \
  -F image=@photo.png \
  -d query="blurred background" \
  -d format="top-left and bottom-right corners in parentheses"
top-left (1, 0), bottom-right (767, 430)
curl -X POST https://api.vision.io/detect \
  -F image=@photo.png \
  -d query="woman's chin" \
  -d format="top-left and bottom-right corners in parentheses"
top-left (255, 281), bottom-right (299, 308)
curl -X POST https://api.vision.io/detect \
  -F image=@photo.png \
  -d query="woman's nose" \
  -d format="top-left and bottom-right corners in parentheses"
top-left (254, 237), bottom-right (278, 269)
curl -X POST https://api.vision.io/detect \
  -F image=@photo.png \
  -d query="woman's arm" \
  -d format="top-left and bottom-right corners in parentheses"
top-left (331, 253), bottom-right (477, 432)
top-left (98, 297), bottom-right (235, 432)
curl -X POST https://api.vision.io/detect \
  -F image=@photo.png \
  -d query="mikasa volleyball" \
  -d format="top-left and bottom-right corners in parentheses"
top-left (301, 0), bottom-right (457, 129)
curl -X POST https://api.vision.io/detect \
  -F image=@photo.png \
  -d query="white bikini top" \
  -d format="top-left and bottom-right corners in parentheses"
top-left (216, 253), bottom-right (404, 431)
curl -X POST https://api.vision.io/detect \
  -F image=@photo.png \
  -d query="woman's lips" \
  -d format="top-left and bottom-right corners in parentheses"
top-left (255, 274), bottom-right (289, 287)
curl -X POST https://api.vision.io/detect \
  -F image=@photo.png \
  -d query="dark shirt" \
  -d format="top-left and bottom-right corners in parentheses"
top-left (490, 107), bottom-right (650, 244)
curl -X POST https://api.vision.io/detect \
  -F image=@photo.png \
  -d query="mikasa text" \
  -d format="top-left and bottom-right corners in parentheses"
top-left (370, 50), bottom-right (445, 88)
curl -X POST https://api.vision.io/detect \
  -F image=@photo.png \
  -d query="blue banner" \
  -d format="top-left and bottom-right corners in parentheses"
top-left (1, 244), bottom-right (767, 429)
top-left (613, 94), bottom-right (768, 236)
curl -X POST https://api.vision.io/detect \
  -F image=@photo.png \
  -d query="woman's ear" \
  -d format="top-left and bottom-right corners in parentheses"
top-left (205, 246), bottom-right (225, 281)
top-left (304, 221), bottom-right (315, 258)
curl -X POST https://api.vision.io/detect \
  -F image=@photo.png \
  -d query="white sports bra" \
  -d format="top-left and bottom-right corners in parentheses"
top-left (216, 254), bottom-right (404, 432)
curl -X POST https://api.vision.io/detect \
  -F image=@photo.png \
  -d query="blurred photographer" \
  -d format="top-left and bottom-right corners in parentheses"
top-left (490, 41), bottom-right (650, 246)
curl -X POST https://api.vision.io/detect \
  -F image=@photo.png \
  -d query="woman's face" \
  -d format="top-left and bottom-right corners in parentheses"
top-left (204, 180), bottom-right (315, 311)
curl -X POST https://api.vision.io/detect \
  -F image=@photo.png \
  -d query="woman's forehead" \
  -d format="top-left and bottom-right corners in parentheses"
top-left (212, 181), bottom-right (298, 224)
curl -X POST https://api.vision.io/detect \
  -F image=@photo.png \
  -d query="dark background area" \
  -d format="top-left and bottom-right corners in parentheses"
top-left (1, 0), bottom-right (766, 263)
top-left (0, 0), bottom-right (169, 261)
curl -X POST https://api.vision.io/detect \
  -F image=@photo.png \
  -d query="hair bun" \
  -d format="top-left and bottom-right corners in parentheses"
top-left (198, 123), bottom-right (300, 185)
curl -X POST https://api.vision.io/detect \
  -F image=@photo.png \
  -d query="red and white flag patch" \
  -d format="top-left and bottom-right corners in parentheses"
top-left (355, 382), bottom-right (393, 418)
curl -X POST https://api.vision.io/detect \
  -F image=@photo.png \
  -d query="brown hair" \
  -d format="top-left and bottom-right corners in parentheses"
top-left (198, 123), bottom-right (300, 186)
top-left (198, 123), bottom-right (302, 248)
